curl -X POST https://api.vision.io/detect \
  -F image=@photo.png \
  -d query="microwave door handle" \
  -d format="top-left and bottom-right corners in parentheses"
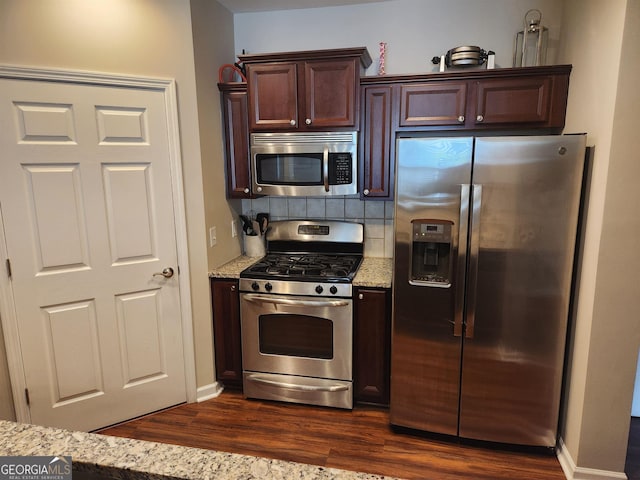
top-left (323, 146), bottom-right (330, 192)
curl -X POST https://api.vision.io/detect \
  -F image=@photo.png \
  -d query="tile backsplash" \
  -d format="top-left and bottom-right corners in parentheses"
top-left (241, 197), bottom-right (395, 258)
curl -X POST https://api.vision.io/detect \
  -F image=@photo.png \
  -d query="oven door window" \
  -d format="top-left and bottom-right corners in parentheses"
top-left (259, 314), bottom-right (333, 359)
top-left (255, 153), bottom-right (323, 185)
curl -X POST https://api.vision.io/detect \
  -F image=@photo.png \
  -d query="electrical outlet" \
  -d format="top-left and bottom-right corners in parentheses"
top-left (231, 220), bottom-right (238, 238)
top-left (209, 226), bottom-right (217, 247)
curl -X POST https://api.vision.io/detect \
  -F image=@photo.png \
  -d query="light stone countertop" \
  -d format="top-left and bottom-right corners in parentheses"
top-left (208, 255), bottom-right (262, 279)
top-left (209, 256), bottom-right (393, 289)
top-left (353, 257), bottom-right (392, 289)
top-left (0, 420), bottom-right (400, 480)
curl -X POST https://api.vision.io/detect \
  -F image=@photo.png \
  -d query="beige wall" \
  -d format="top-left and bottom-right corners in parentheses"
top-left (0, 0), bottom-right (218, 394)
top-left (559, 0), bottom-right (639, 474)
top-left (191, 0), bottom-right (243, 271)
top-left (189, 0), bottom-right (240, 387)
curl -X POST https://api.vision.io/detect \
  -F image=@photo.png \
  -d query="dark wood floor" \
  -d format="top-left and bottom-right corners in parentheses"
top-left (99, 391), bottom-right (571, 480)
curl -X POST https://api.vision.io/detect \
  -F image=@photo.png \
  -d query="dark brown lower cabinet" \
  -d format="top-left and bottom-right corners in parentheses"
top-left (353, 287), bottom-right (391, 406)
top-left (211, 278), bottom-right (243, 388)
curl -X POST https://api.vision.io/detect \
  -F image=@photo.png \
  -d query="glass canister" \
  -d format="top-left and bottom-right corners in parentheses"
top-left (513, 9), bottom-right (548, 67)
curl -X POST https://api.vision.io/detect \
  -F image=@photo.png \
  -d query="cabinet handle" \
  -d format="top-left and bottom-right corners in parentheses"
top-left (358, 293), bottom-right (364, 300)
top-left (256, 186), bottom-right (263, 192)
top-left (476, 115), bottom-right (484, 122)
top-left (305, 118), bottom-right (312, 125)
top-left (243, 188), bottom-right (249, 194)
top-left (458, 115), bottom-right (465, 123)
top-left (363, 189), bottom-right (370, 196)
top-left (290, 119), bottom-right (296, 126)
top-left (231, 285), bottom-right (236, 291)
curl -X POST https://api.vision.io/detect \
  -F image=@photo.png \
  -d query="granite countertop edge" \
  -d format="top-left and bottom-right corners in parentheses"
top-left (0, 420), bottom-right (399, 480)
top-left (209, 256), bottom-right (392, 289)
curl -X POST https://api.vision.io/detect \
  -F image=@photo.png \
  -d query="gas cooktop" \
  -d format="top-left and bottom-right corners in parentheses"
top-left (239, 220), bottom-right (364, 296)
top-left (241, 252), bottom-right (362, 283)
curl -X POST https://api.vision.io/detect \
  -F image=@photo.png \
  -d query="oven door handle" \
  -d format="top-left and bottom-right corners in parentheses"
top-left (242, 294), bottom-right (350, 308)
top-left (245, 374), bottom-right (350, 392)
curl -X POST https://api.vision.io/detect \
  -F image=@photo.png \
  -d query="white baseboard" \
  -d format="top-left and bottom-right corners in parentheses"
top-left (557, 437), bottom-right (628, 480)
top-left (196, 382), bottom-right (223, 403)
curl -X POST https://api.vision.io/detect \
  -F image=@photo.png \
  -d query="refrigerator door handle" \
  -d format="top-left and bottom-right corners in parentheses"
top-left (454, 184), bottom-right (471, 337)
top-left (465, 184), bottom-right (482, 339)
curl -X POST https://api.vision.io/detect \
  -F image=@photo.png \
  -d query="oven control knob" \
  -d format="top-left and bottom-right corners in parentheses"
top-left (264, 282), bottom-right (273, 292)
top-left (330, 285), bottom-right (338, 295)
top-left (315, 285), bottom-right (324, 294)
top-left (251, 282), bottom-right (260, 291)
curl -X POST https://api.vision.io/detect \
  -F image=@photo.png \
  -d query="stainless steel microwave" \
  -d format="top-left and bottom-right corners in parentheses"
top-left (250, 131), bottom-right (358, 196)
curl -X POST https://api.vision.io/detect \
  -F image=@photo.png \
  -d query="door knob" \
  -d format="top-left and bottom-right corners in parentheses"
top-left (153, 267), bottom-right (174, 278)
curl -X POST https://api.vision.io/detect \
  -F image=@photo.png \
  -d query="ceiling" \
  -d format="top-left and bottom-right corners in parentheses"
top-left (216, 0), bottom-right (392, 13)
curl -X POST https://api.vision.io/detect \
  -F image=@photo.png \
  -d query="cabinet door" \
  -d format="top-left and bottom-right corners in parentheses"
top-left (473, 76), bottom-right (553, 126)
top-left (211, 279), bottom-right (243, 388)
top-left (248, 63), bottom-right (298, 130)
top-left (360, 85), bottom-right (394, 199)
top-left (221, 88), bottom-right (251, 198)
top-left (399, 82), bottom-right (467, 128)
top-left (353, 288), bottom-right (391, 406)
top-left (304, 58), bottom-right (357, 129)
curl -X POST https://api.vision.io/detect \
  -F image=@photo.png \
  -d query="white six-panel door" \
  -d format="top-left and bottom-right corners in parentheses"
top-left (0, 74), bottom-right (188, 431)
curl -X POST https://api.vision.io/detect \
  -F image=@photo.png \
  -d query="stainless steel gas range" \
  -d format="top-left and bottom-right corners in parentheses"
top-left (239, 220), bottom-right (364, 409)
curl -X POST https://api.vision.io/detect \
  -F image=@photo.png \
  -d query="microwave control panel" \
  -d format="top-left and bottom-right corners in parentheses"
top-left (328, 153), bottom-right (353, 185)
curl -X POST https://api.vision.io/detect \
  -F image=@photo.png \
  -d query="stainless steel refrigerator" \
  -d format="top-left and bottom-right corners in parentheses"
top-left (390, 135), bottom-right (586, 448)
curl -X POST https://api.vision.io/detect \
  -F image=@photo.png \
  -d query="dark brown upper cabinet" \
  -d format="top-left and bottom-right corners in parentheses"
top-left (240, 48), bottom-right (372, 132)
top-left (218, 82), bottom-right (251, 199)
top-left (359, 65), bottom-right (571, 200)
top-left (360, 85), bottom-right (394, 199)
top-left (473, 75), bottom-right (557, 126)
top-left (399, 82), bottom-right (468, 128)
top-left (386, 65), bottom-right (571, 132)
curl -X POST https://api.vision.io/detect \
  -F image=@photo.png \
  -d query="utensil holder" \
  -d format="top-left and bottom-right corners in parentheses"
top-left (244, 234), bottom-right (266, 257)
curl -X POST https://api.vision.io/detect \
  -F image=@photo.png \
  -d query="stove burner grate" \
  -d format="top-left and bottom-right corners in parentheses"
top-left (242, 253), bottom-right (361, 281)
